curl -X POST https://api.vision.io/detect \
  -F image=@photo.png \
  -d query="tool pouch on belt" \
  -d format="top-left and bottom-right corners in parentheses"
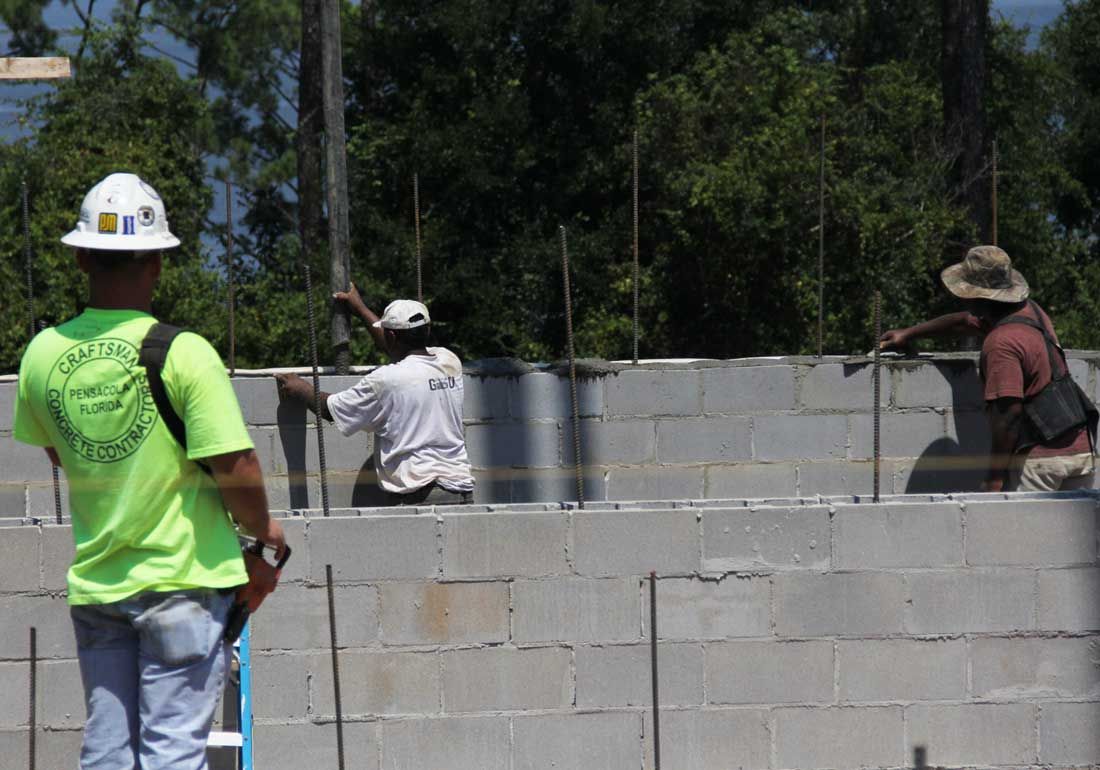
top-left (994, 304), bottom-right (1099, 452)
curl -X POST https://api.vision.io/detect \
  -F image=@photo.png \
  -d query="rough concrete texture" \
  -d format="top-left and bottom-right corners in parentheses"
top-left (4, 354), bottom-right (1097, 517)
top-left (0, 491), bottom-right (1097, 769)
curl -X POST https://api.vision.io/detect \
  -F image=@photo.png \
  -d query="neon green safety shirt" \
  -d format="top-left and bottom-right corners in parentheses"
top-left (13, 308), bottom-right (250, 605)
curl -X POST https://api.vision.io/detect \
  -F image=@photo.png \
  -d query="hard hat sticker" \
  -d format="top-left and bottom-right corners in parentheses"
top-left (137, 206), bottom-right (156, 227)
top-left (123, 216), bottom-right (135, 235)
top-left (139, 180), bottom-right (161, 200)
top-left (98, 213), bottom-right (118, 233)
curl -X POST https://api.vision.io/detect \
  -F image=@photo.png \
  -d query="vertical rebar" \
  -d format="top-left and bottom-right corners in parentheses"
top-left (873, 290), bottom-right (882, 503)
top-left (325, 565), bottom-right (345, 770)
top-left (35, 321), bottom-right (62, 524)
top-left (28, 627), bottom-right (36, 770)
top-left (649, 572), bottom-right (661, 770)
top-left (414, 173), bottom-right (423, 303)
top-left (22, 179), bottom-right (35, 340)
top-left (304, 264), bottom-right (331, 517)
top-left (632, 129), bottom-right (640, 365)
top-left (914, 746), bottom-right (927, 770)
top-left (991, 140), bottom-right (998, 247)
top-left (559, 226), bottom-right (584, 509)
top-left (226, 180), bottom-right (236, 376)
top-left (817, 114), bottom-right (826, 358)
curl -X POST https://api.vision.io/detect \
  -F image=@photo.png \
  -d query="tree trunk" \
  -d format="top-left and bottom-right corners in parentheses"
top-left (298, 0), bottom-right (325, 272)
top-left (942, 0), bottom-right (991, 242)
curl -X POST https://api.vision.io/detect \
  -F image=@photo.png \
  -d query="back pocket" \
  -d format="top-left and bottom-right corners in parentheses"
top-left (134, 593), bottom-right (214, 666)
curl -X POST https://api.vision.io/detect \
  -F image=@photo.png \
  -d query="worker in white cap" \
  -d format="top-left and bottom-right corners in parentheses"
top-left (276, 283), bottom-right (475, 505)
top-left (11, 172), bottom-right (286, 769)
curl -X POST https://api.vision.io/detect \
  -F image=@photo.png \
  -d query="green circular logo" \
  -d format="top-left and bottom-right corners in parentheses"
top-left (44, 338), bottom-right (159, 464)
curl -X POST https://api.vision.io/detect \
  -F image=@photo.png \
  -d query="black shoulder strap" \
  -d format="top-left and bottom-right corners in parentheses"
top-left (139, 323), bottom-right (212, 475)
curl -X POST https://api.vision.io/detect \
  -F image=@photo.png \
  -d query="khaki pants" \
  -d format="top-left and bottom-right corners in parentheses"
top-left (1011, 451), bottom-right (1096, 492)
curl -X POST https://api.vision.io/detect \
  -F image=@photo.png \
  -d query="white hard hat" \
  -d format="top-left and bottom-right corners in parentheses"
top-left (60, 172), bottom-right (180, 251)
top-left (372, 299), bottom-right (431, 329)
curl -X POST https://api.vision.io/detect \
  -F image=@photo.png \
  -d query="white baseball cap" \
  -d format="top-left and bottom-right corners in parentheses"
top-left (373, 299), bottom-right (431, 330)
top-left (60, 172), bottom-right (181, 251)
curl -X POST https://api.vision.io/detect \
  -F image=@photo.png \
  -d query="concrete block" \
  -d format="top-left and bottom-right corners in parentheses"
top-left (576, 642), bottom-right (703, 707)
top-left (251, 583), bottom-right (378, 650)
top-left (274, 516), bottom-right (308, 583)
top-left (26, 476), bottom-right (69, 519)
top-left (706, 463), bottom-right (798, 499)
top-left (606, 369), bottom-right (700, 416)
top-left (381, 716), bottom-right (509, 770)
top-left (509, 372), bottom-right (604, 419)
top-left (642, 576), bottom-right (770, 639)
top-left (380, 581), bottom-right (509, 645)
top-left (442, 647), bottom-right (571, 712)
top-left (834, 502), bottom-right (963, 568)
top-left (702, 506), bottom-right (829, 570)
top-left (251, 652), bottom-right (309, 719)
top-left (255, 722), bottom-right (378, 770)
top-left (656, 417), bottom-right (751, 463)
top-left (508, 467), bottom-right (608, 505)
top-left (703, 365), bottom-right (797, 413)
top-left (464, 422), bottom-right (560, 469)
top-left (512, 578), bottom-right (640, 643)
top-left (707, 640), bottom-right (833, 704)
top-left (309, 516), bottom-right (438, 583)
top-left (944, 408), bottom-right (992, 455)
top-left (573, 510), bottom-right (698, 576)
top-left (0, 594), bottom-right (76, 658)
top-left (798, 460), bottom-right (877, 497)
top-left (966, 498), bottom-right (1098, 566)
top-left (37, 728), bottom-right (84, 770)
top-left (462, 375), bottom-right (510, 421)
top-left (37, 659), bottom-right (84, 729)
top-left (1039, 701), bottom-right (1100, 766)
top-left (907, 703), bottom-right (1035, 767)
top-left (563, 419), bottom-right (656, 466)
top-left (0, 525), bottom-right (39, 592)
top-left (971, 636), bottom-right (1100, 698)
top-left (838, 639), bottom-right (966, 701)
top-left (906, 570), bottom-right (1035, 634)
top-left (644, 709), bottom-right (770, 770)
top-left (0, 664), bottom-right (29, 726)
top-left (1069, 357), bottom-right (1090, 392)
top-left (442, 512), bottom-right (568, 578)
top-left (606, 466), bottom-right (703, 501)
top-left (232, 377), bottom-right (283, 426)
top-left (0, 438), bottom-right (53, 482)
top-left (38, 527), bottom-right (72, 594)
top-left (894, 361), bottom-right (983, 409)
top-left (850, 411), bottom-right (948, 460)
top-left (775, 706), bottom-right (903, 769)
top-left (0, 383), bottom-right (13, 431)
top-left (754, 414), bottom-right (847, 461)
top-left (775, 572), bottom-right (905, 637)
top-left (311, 650), bottom-right (440, 716)
top-left (799, 362), bottom-right (889, 410)
top-left (1038, 568), bottom-right (1100, 631)
top-left (247, 426), bottom-right (277, 473)
top-left (271, 424), bottom-right (373, 476)
top-left (0, 482), bottom-right (25, 518)
top-left (513, 712), bottom-right (640, 770)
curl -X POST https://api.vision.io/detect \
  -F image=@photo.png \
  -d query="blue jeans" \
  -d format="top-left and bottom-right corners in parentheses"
top-left (70, 589), bottom-right (233, 770)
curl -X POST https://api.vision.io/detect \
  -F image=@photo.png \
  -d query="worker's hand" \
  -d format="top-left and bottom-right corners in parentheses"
top-left (275, 372), bottom-right (310, 402)
top-left (236, 519), bottom-right (287, 613)
top-left (333, 281), bottom-right (369, 317)
top-left (980, 476), bottom-right (1006, 493)
top-left (878, 328), bottom-right (914, 352)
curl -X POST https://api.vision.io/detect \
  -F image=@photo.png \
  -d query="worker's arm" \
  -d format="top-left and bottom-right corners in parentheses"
top-left (275, 373), bottom-right (334, 421)
top-left (203, 448), bottom-right (287, 558)
top-left (879, 312), bottom-right (980, 351)
top-left (333, 281), bottom-right (386, 351)
top-left (982, 397), bottom-right (1024, 492)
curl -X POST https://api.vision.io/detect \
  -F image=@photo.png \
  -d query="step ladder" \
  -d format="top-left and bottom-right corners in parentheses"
top-left (207, 620), bottom-right (254, 770)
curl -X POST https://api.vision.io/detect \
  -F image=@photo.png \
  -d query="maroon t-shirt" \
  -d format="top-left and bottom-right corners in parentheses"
top-left (968, 303), bottom-right (1090, 458)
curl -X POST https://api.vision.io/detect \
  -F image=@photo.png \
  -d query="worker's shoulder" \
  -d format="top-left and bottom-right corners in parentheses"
top-left (164, 328), bottom-right (221, 360)
top-left (427, 346), bottom-right (463, 377)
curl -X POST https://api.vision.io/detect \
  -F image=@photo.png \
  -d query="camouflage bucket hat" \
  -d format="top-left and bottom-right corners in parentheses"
top-left (941, 245), bottom-right (1029, 303)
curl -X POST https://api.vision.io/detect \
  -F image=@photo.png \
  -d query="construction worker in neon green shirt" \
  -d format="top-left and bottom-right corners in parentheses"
top-left (12, 172), bottom-right (286, 770)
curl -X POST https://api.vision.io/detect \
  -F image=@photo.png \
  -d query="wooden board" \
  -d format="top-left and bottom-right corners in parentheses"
top-left (0, 57), bottom-right (72, 80)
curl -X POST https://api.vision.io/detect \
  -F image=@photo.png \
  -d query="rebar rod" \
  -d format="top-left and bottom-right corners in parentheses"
top-left (649, 572), bottom-right (661, 770)
top-left (35, 320), bottom-right (62, 524)
top-left (991, 140), bottom-right (998, 247)
top-left (22, 179), bottom-right (35, 340)
top-left (28, 627), bottom-right (36, 770)
top-left (632, 129), bottom-right (640, 365)
top-left (817, 114), bottom-right (826, 358)
top-left (325, 565), bottom-right (345, 770)
top-left (226, 180), bottom-right (236, 376)
top-left (304, 264), bottom-right (331, 517)
top-left (559, 226), bottom-right (584, 509)
top-left (414, 173), bottom-right (423, 303)
top-left (873, 290), bottom-right (882, 503)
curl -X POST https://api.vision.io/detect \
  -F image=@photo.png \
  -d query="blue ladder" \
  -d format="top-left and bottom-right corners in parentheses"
top-left (207, 621), bottom-right (254, 769)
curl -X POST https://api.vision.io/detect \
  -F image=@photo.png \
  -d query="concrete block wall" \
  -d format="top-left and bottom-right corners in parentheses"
top-left (2, 353), bottom-right (1098, 516)
top-left (1, 492), bottom-right (1098, 769)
